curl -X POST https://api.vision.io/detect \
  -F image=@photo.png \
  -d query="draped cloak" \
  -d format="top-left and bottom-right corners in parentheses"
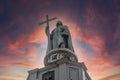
top-left (48, 25), bottom-right (74, 52)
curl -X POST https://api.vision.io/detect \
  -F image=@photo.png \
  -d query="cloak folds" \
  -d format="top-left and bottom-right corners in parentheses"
top-left (48, 25), bottom-right (74, 52)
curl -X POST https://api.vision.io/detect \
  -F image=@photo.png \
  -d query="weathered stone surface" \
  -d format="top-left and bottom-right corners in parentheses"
top-left (27, 62), bottom-right (91, 80)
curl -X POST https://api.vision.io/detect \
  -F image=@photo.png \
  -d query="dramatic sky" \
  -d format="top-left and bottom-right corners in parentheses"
top-left (0, 0), bottom-right (120, 80)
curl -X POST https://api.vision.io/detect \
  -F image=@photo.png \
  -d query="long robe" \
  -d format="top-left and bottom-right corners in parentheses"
top-left (50, 25), bottom-right (74, 52)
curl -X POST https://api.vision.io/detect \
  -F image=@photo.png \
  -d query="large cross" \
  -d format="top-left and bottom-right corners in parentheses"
top-left (39, 15), bottom-right (57, 52)
top-left (39, 15), bottom-right (57, 27)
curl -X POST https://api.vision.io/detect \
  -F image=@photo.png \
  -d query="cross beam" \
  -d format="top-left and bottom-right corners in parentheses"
top-left (39, 15), bottom-right (57, 27)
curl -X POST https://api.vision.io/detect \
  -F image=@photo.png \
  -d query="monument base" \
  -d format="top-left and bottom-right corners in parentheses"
top-left (27, 59), bottom-right (91, 80)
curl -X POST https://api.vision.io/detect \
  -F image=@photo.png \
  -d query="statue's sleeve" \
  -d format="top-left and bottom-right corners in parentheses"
top-left (50, 31), bottom-right (54, 39)
top-left (45, 26), bottom-right (50, 37)
top-left (49, 30), bottom-right (54, 50)
top-left (45, 26), bottom-right (52, 52)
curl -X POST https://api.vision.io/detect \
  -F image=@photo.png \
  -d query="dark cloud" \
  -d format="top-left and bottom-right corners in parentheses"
top-left (74, 0), bottom-right (120, 66)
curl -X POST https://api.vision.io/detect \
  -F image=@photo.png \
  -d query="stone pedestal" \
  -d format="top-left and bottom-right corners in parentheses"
top-left (27, 49), bottom-right (91, 80)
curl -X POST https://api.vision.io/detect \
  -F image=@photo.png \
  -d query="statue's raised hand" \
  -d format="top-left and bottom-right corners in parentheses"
top-left (45, 26), bottom-right (50, 36)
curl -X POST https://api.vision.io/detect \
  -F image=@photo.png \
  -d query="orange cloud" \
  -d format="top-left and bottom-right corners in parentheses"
top-left (99, 73), bottom-right (120, 80)
top-left (0, 25), bottom-right (47, 68)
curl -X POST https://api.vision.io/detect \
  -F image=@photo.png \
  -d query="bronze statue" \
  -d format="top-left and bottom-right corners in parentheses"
top-left (39, 15), bottom-right (74, 53)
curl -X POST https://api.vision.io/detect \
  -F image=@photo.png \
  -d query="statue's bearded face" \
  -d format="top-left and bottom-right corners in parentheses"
top-left (56, 21), bottom-right (63, 27)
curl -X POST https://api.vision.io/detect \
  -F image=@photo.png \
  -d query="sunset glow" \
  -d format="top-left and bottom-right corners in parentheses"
top-left (0, 0), bottom-right (120, 80)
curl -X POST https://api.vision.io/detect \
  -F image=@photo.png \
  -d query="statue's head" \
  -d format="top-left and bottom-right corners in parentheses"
top-left (56, 21), bottom-right (63, 27)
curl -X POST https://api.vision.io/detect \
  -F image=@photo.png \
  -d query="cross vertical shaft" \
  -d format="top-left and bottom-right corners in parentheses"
top-left (46, 15), bottom-right (49, 27)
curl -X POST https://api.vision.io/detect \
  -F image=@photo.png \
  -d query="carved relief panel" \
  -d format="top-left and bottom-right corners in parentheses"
top-left (69, 67), bottom-right (79, 80)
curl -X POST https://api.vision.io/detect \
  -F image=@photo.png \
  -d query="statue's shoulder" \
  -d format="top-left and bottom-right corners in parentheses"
top-left (63, 25), bottom-right (68, 28)
top-left (51, 28), bottom-right (57, 34)
top-left (64, 25), bottom-right (68, 27)
top-left (63, 25), bottom-right (69, 30)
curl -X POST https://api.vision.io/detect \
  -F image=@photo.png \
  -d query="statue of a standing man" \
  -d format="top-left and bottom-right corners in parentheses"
top-left (45, 21), bottom-right (74, 52)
